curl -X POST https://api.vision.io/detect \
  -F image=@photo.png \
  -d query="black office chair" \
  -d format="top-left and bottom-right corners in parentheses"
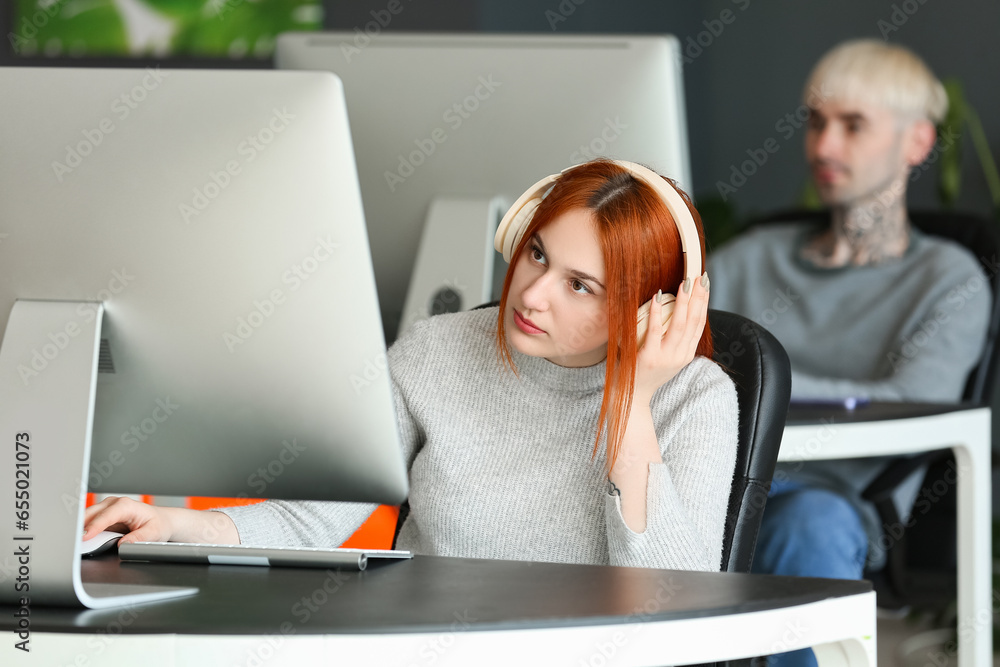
top-left (709, 309), bottom-right (792, 574)
top-left (749, 208), bottom-right (1000, 613)
top-left (692, 310), bottom-right (791, 667)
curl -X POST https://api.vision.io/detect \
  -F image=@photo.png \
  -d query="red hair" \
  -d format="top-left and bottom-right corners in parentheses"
top-left (496, 159), bottom-right (714, 472)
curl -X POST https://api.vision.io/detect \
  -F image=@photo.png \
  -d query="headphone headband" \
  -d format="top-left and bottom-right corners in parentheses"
top-left (493, 160), bottom-right (702, 280)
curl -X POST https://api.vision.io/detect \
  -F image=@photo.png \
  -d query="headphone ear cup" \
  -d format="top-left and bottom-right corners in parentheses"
top-left (500, 197), bottom-right (542, 262)
top-left (495, 173), bottom-right (560, 262)
top-left (636, 293), bottom-right (677, 349)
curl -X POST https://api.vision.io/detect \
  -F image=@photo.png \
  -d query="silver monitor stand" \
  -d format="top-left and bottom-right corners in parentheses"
top-left (0, 301), bottom-right (197, 608)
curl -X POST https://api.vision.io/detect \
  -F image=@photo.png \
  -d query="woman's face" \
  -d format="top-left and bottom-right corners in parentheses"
top-left (506, 208), bottom-right (609, 367)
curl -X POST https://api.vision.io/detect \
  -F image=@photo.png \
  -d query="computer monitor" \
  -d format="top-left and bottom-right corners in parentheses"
top-left (0, 67), bottom-right (407, 607)
top-left (275, 33), bottom-right (691, 341)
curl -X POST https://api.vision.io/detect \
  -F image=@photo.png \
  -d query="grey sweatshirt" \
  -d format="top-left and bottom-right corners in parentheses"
top-left (708, 222), bottom-right (990, 563)
top-left (221, 306), bottom-right (739, 572)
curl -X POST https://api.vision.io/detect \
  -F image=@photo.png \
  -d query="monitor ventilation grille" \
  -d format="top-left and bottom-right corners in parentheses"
top-left (98, 339), bottom-right (115, 374)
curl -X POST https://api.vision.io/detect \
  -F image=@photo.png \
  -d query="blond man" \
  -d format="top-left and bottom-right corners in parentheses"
top-left (708, 40), bottom-right (990, 667)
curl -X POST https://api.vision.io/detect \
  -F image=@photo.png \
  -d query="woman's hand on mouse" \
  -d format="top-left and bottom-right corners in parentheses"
top-left (83, 496), bottom-right (240, 545)
top-left (634, 273), bottom-right (710, 402)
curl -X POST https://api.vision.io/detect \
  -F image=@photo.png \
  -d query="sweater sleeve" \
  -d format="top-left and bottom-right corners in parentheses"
top-left (789, 273), bottom-right (991, 402)
top-left (216, 324), bottom-right (430, 547)
top-left (604, 360), bottom-right (739, 571)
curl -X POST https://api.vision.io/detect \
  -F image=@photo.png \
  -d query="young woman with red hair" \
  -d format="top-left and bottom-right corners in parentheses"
top-left (84, 159), bottom-right (738, 572)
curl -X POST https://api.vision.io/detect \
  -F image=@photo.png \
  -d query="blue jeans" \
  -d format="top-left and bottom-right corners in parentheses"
top-left (750, 480), bottom-right (868, 667)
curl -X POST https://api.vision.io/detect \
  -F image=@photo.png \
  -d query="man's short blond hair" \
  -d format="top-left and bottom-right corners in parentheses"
top-left (805, 39), bottom-right (948, 124)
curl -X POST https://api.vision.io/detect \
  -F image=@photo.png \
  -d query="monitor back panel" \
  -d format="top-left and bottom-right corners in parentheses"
top-left (0, 67), bottom-right (408, 503)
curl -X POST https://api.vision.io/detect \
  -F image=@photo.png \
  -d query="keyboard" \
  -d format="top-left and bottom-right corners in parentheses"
top-left (118, 541), bottom-right (412, 571)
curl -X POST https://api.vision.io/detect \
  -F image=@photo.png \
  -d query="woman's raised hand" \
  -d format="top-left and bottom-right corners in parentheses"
top-left (83, 496), bottom-right (240, 545)
top-left (634, 273), bottom-right (710, 402)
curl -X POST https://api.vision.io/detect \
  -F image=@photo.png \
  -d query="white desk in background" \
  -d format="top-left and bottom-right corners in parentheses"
top-left (782, 403), bottom-right (992, 667)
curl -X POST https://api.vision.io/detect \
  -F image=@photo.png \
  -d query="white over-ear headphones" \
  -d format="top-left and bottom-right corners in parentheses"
top-left (494, 160), bottom-right (702, 347)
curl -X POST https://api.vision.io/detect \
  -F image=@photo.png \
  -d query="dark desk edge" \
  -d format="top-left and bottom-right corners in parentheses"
top-left (786, 401), bottom-right (973, 426)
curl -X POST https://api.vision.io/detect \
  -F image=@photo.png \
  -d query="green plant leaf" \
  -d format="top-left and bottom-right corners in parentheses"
top-left (964, 106), bottom-right (1000, 214)
top-left (171, 0), bottom-right (321, 58)
top-left (12, 0), bottom-right (127, 57)
top-left (938, 79), bottom-right (965, 207)
top-left (798, 179), bottom-right (823, 210)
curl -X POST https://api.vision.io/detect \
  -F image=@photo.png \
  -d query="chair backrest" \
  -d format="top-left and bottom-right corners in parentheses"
top-left (749, 209), bottom-right (1000, 405)
top-left (709, 309), bottom-right (792, 573)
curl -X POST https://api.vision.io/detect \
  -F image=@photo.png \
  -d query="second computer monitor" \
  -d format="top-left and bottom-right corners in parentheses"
top-left (276, 33), bottom-right (691, 340)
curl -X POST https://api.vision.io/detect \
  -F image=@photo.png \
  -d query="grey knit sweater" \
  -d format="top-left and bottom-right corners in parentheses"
top-left (221, 307), bottom-right (739, 572)
top-left (708, 224), bottom-right (990, 402)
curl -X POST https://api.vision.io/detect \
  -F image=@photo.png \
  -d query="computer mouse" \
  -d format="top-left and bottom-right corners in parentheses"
top-left (81, 530), bottom-right (126, 558)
